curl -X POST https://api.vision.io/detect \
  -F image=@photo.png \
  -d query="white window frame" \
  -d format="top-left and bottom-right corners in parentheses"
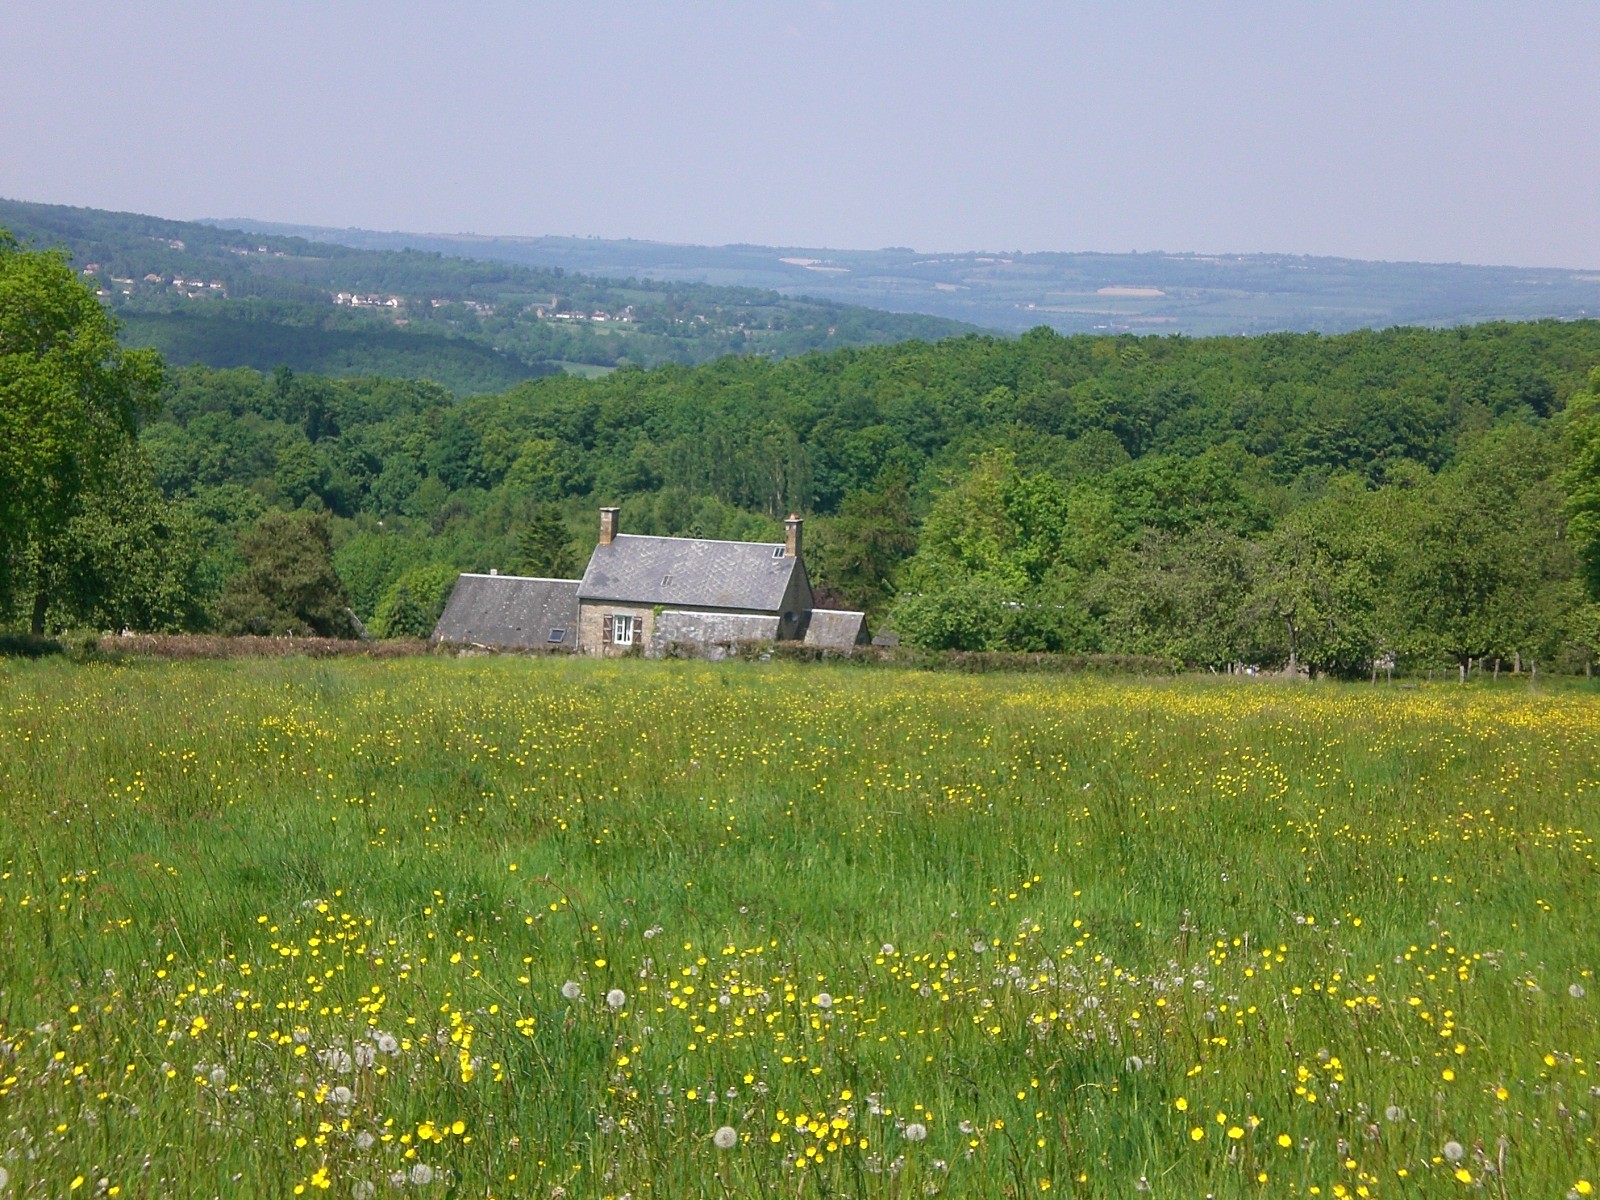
top-left (611, 613), bottom-right (635, 646)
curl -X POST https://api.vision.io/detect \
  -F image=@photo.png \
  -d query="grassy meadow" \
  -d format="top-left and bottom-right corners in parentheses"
top-left (0, 657), bottom-right (1596, 1199)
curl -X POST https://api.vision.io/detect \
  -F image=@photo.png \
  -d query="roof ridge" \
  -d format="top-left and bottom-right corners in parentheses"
top-left (457, 573), bottom-right (583, 584)
top-left (610, 533), bottom-right (783, 549)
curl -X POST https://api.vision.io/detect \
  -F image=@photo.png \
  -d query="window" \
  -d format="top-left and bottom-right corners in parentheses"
top-left (772, 546), bottom-right (786, 559)
top-left (611, 613), bottom-right (635, 646)
top-left (547, 628), bottom-right (565, 643)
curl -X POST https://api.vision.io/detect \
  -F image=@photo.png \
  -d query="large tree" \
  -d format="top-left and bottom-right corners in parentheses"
top-left (0, 231), bottom-right (164, 632)
top-left (217, 511), bottom-right (353, 637)
top-left (1565, 367), bottom-right (1600, 601)
top-left (515, 502), bottom-right (577, 578)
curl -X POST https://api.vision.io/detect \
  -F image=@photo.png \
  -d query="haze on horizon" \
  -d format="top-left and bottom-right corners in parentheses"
top-left (3, 1), bottom-right (1598, 270)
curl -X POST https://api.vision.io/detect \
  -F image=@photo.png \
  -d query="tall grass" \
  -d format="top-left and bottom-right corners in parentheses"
top-left (0, 657), bottom-right (1595, 1198)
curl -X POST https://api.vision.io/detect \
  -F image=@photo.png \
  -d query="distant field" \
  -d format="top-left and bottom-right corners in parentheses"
top-left (1, 659), bottom-right (1596, 1197)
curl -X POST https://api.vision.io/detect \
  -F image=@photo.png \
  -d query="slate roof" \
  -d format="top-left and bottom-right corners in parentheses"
top-left (578, 534), bottom-right (799, 612)
top-left (802, 609), bottom-right (869, 652)
top-left (432, 574), bottom-right (580, 649)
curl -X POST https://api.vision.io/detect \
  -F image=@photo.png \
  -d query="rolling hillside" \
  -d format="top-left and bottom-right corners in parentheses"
top-left (221, 218), bottom-right (1600, 337)
top-left (0, 199), bottom-right (978, 393)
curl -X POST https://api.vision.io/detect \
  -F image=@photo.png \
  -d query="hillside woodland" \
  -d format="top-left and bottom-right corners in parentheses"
top-left (0, 200), bottom-right (975, 392)
top-left (6, 231), bottom-right (1600, 672)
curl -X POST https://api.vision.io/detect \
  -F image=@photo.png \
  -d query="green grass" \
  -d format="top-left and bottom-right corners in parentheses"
top-left (0, 657), bottom-right (1596, 1198)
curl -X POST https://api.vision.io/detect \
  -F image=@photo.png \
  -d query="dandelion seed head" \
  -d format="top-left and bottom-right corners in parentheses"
top-left (1444, 1141), bottom-right (1465, 1162)
top-left (713, 1125), bottom-right (738, 1149)
top-left (904, 1122), bottom-right (928, 1142)
top-left (1385, 1105), bottom-right (1406, 1122)
top-left (561, 980), bottom-right (582, 1000)
top-left (606, 988), bottom-right (627, 1009)
top-left (1571, 983), bottom-right (1587, 999)
top-left (409, 1163), bottom-right (435, 1186)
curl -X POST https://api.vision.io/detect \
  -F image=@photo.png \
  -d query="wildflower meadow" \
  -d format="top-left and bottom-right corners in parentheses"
top-left (0, 657), bottom-right (1596, 1199)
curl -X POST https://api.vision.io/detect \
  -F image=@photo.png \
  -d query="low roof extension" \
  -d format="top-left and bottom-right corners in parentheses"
top-left (433, 574), bottom-right (581, 648)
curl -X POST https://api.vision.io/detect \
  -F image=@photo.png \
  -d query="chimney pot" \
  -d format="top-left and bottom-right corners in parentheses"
top-left (599, 506), bottom-right (620, 546)
top-left (784, 513), bottom-right (803, 559)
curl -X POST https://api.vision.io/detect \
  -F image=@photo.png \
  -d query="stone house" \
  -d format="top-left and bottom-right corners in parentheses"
top-left (434, 507), bottom-right (868, 656)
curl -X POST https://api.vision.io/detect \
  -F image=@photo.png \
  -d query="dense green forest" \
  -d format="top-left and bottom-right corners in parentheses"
top-left (9, 234), bottom-right (1600, 677)
top-left (0, 199), bottom-right (976, 392)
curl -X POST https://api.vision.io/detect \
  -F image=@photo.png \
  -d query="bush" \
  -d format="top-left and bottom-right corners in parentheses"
top-left (371, 563), bottom-right (462, 639)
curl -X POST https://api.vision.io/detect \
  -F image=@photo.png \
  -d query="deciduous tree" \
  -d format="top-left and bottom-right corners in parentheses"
top-left (0, 231), bottom-right (164, 631)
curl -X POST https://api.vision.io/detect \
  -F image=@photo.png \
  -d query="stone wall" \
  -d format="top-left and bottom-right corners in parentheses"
top-left (647, 611), bottom-right (781, 659)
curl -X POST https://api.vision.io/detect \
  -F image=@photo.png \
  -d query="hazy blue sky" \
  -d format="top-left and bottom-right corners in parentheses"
top-left (4, 1), bottom-right (1598, 266)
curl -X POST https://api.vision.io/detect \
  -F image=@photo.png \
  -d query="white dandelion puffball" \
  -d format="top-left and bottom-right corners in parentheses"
top-left (354, 1043), bottom-right (376, 1068)
top-left (814, 992), bottom-right (833, 1010)
top-left (1443, 1141), bottom-right (1465, 1162)
top-left (1123, 1055), bottom-right (1145, 1073)
top-left (904, 1122), bottom-right (928, 1142)
top-left (1571, 983), bottom-right (1587, 999)
top-left (606, 988), bottom-right (628, 1010)
top-left (352, 1183), bottom-right (376, 1200)
top-left (355, 1131), bottom-right (377, 1151)
top-left (0, 1165), bottom-right (9, 1190)
top-left (1384, 1105), bottom-right (1405, 1123)
top-left (209, 1065), bottom-right (228, 1087)
top-left (713, 1125), bottom-right (739, 1149)
top-left (409, 1163), bottom-right (436, 1186)
top-left (376, 1033), bottom-right (399, 1054)
top-left (561, 980), bottom-right (582, 1000)
top-left (330, 1085), bottom-right (354, 1106)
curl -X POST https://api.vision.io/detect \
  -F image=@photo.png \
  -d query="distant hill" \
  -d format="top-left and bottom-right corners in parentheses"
top-left (216, 219), bottom-right (1600, 337)
top-left (0, 199), bottom-right (978, 393)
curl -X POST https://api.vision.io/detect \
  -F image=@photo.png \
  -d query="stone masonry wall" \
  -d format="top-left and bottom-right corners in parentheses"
top-left (577, 601), bottom-right (657, 657)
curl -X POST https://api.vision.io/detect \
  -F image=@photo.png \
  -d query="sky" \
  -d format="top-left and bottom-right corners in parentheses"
top-left (3, 1), bottom-right (1598, 267)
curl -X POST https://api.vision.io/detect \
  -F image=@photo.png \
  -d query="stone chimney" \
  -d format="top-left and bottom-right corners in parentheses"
top-left (784, 513), bottom-right (803, 559)
top-left (599, 507), bottom-right (620, 546)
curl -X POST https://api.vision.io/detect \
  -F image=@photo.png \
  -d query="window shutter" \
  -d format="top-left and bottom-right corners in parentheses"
top-left (601, 613), bottom-right (612, 645)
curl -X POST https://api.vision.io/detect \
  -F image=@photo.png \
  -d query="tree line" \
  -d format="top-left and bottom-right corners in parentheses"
top-left (5, 231), bottom-right (1600, 672)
